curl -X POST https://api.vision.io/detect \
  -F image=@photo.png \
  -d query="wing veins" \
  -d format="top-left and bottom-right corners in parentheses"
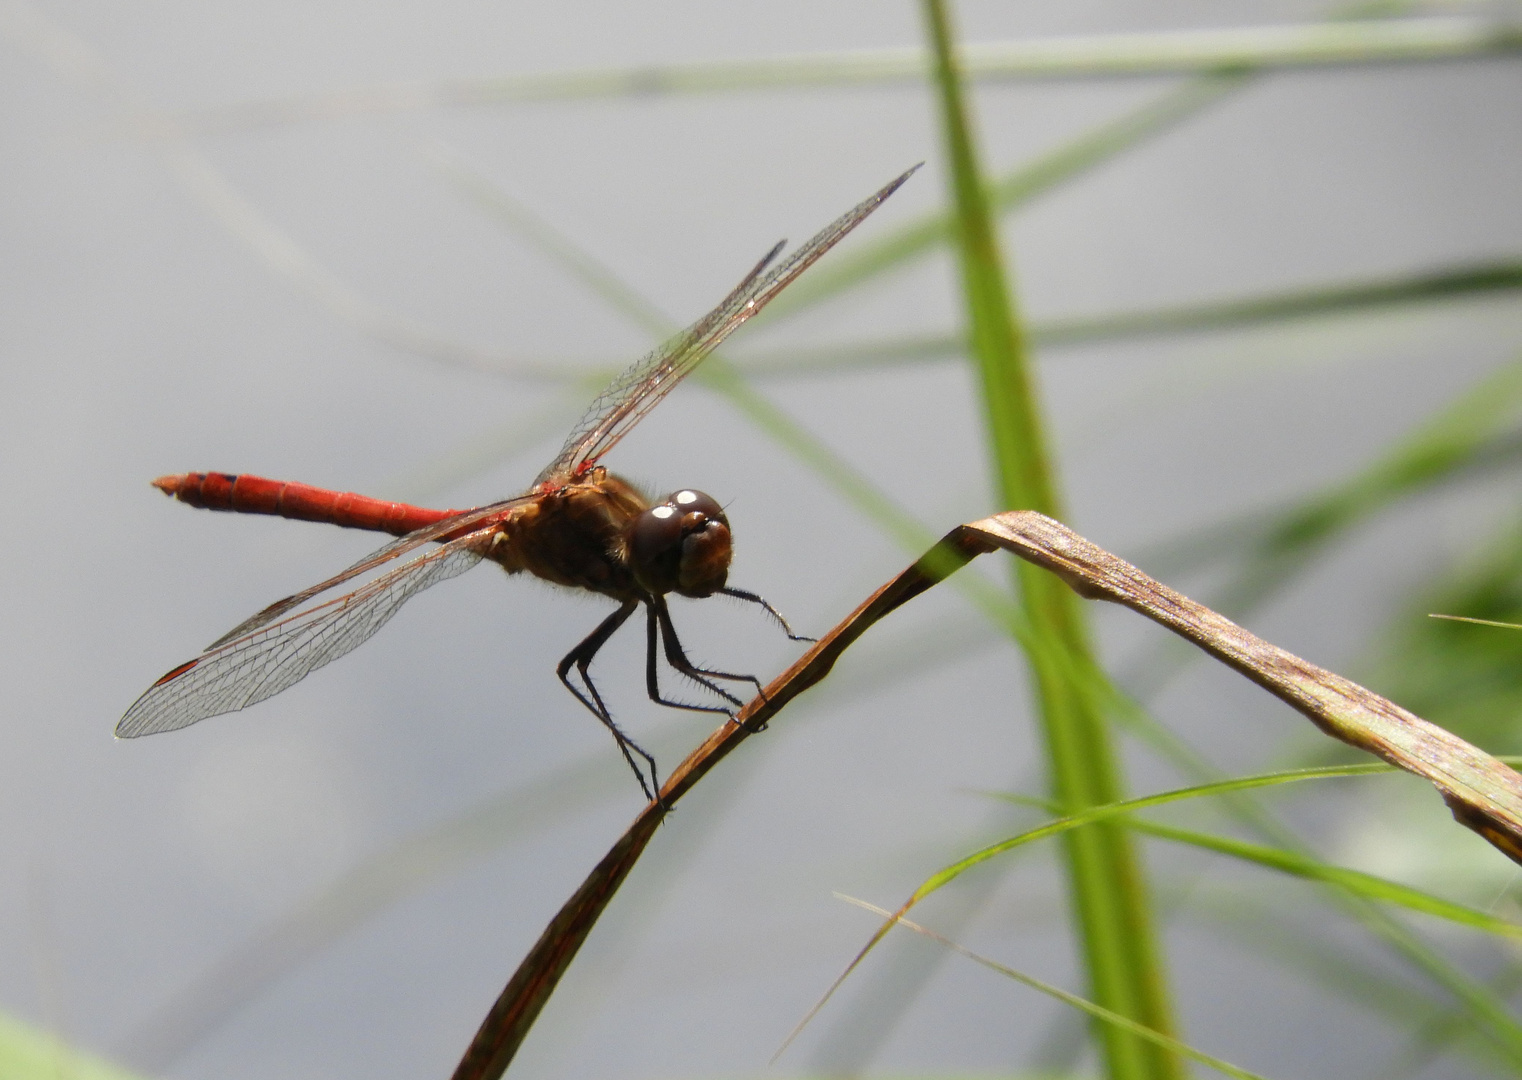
top-left (535, 165), bottom-right (919, 485)
top-left (119, 529), bottom-right (497, 737)
top-left (206, 496), bottom-right (530, 648)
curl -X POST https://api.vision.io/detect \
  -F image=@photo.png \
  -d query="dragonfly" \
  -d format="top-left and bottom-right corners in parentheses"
top-left (118, 166), bottom-right (918, 802)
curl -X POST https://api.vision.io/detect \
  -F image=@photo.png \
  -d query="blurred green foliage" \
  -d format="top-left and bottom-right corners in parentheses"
top-left (1370, 519), bottom-right (1522, 755)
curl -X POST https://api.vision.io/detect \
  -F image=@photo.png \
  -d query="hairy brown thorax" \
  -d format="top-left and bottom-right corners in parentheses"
top-left (489, 469), bottom-right (651, 598)
top-left (490, 467), bottom-right (733, 605)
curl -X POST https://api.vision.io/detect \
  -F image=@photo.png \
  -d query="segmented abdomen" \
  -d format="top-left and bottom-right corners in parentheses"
top-left (153, 472), bottom-right (457, 537)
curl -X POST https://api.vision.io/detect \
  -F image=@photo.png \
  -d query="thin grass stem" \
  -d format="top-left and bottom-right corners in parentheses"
top-left (181, 17), bottom-right (1522, 134)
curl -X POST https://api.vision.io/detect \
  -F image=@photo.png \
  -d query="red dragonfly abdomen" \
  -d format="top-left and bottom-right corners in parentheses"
top-left (153, 472), bottom-right (459, 537)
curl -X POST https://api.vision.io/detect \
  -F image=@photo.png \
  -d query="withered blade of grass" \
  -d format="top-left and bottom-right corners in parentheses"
top-left (449, 512), bottom-right (1522, 1079)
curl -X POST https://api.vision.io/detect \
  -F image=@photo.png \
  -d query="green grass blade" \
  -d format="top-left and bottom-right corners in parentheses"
top-left (1364, 519), bottom-right (1522, 755)
top-left (1131, 820), bottom-right (1522, 941)
top-left (1385, 966), bottom-right (1522, 1079)
top-left (692, 361), bottom-right (940, 554)
top-left (922, 3), bottom-right (1180, 1078)
top-left (1254, 360), bottom-right (1522, 553)
top-left (1148, 354), bottom-right (1522, 607)
top-left (1102, 691), bottom-right (1522, 1070)
top-left (699, 359), bottom-right (1033, 631)
top-left (1027, 770), bottom-right (1363, 851)
top-left (1188, 891), bottom-right (1480, 1050)
top-left (929, 765), bottom-right (1400, 899)
top-left (761, 73), bottom-right (1245, 324)
top-left (182, 18), bottom-right (1522, 134)
top-left (422, 141), bottom-right (672, 340)
top-left (837, 895), bottom-right (1274, 1080)
top-left (0, 1011), bottom-right (149, 1080)
top-left (1034, 259), bottom-right (1522, 346)
top-left (739, 257), bottom-right (1522, 376)
top-left (757, 0), bottom-right (1433, 329)
top-left (1429, 614), bottom-right (1522, 631)
top-left (967, 758), bottom-right (1522, 1067)
top-left (1148, 829), bottom-right (1522, 1068)
top-left (814, 760), bottom-right (1522, 1072)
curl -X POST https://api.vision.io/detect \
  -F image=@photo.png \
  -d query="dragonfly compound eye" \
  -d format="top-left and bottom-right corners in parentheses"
top-left (630, 490), bottom-right (731, 598)
top-left (668, 489), bottom-right (725, 522)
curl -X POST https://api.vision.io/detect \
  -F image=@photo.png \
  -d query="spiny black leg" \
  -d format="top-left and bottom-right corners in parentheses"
top-left (557, 598), bottom-right (662, 803)
top-left (719, 586), bottom-right (816, 642)
top-left (655, 595), bottom-right (761, 701)
top-left (644, 600), bottom-right (737, 717)
top-left (664, 595), bottom-right (776, 733)
top-left (652, 595), bottom-right (766, 716)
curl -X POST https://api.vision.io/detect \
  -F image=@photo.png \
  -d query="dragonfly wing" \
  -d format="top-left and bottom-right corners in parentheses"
top-left (205, 496), bottom-right (531, 649)
top-left (535, 165), bottom-right (919, 486)
top-left (118, 529), bottom-right (496, 737)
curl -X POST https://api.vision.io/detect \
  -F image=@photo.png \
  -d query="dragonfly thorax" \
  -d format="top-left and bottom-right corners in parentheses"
top-left (487, 472), bottom-right (731, 602)
top-left (488, 469), bottom-right (651, 599)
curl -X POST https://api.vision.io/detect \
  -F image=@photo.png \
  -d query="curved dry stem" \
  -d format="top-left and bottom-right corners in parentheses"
top-left (976, 512), bottom-right (1522, 857)
top-left (449, 511), bottom-right (1522, 1078)
top-left (447, 527), bottom-right (992, 1080)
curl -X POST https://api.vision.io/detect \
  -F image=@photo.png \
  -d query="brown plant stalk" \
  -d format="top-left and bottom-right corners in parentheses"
top-left (450, 510), bottom-right (1522, 1080)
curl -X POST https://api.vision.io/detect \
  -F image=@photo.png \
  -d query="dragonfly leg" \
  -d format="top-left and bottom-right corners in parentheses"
top-left (648, 595), bottom-right (766, 728)
top-left (643, 601), bottom-right (741, 717)
top-left (557, 598), bottom-right (662, 804)
top-left (719, 586), bottom-right (816, 642)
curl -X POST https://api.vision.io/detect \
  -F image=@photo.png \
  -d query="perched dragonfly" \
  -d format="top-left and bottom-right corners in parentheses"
top-left (118, 166), bottom-right (917, 801)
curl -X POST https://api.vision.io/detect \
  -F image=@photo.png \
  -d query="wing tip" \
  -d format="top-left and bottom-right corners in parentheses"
top-left (116, 706), bottom-right (203, 739)
top-left (114, 713), bottom-right (154, 738)
top-left (115, 658), bottom-right (205, 738)
top-left (880, 162), bottom-right (923, 201)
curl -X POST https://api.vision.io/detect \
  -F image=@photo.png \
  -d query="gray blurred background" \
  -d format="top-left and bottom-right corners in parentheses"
top-left (3, 1), bottom-right (1521, 1078)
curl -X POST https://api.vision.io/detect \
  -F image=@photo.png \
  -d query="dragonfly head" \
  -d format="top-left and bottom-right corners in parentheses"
top-left (629, 489), bottom-right (731, 598)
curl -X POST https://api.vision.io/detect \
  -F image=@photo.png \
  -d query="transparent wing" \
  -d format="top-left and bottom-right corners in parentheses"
top-left (534, 165), bottom-right (919, 487)
top-left (205, 495), bottom-right (532, 649)
top-left (118, 529), bottom-right (497, 737)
